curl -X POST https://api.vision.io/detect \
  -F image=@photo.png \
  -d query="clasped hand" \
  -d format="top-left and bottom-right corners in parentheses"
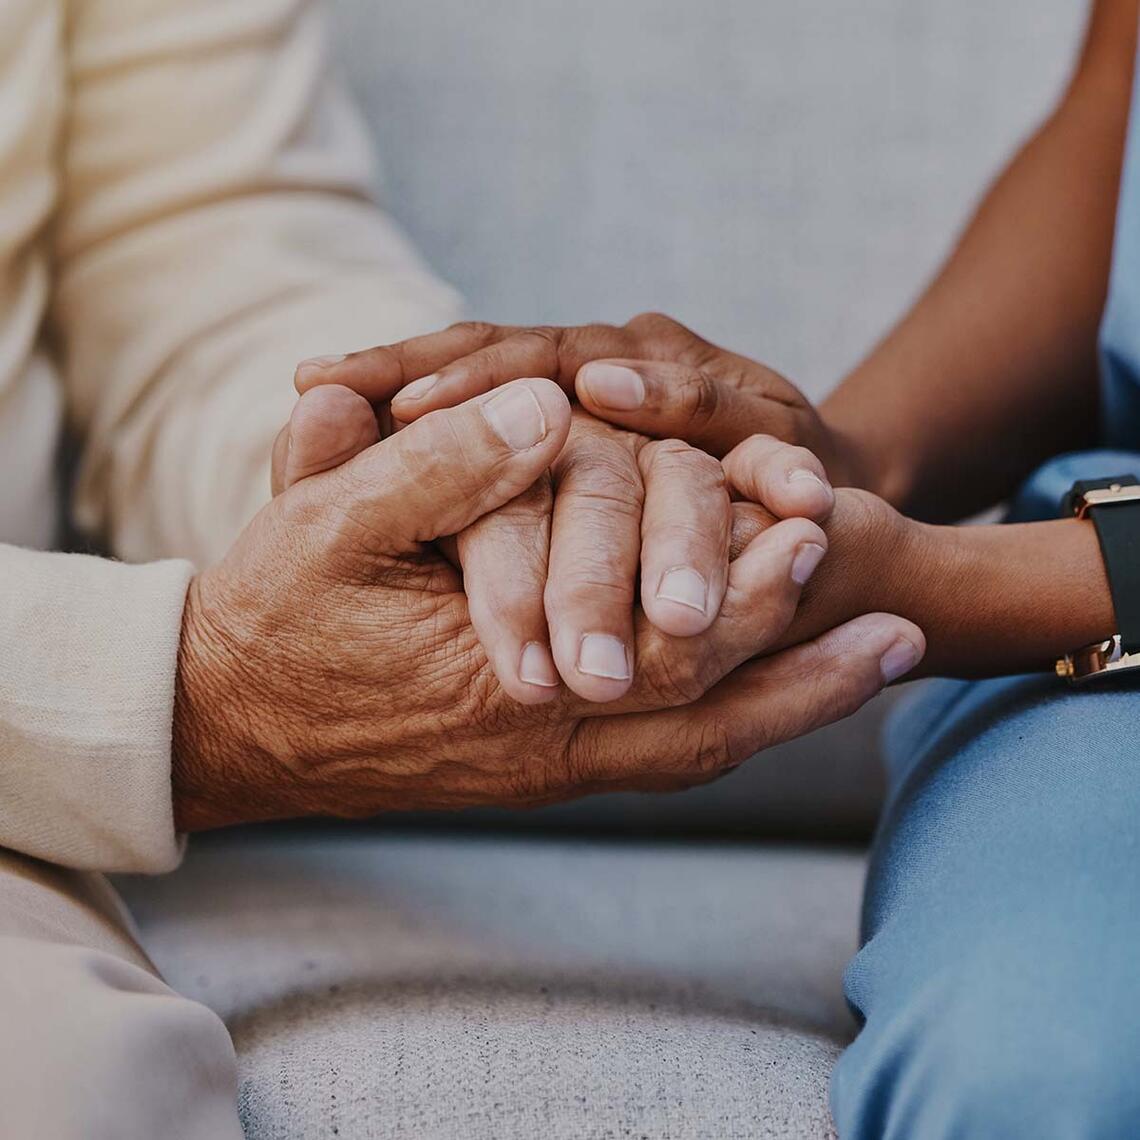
top-left (170, 316), bottom-right (923, 831)
top-left (287, 313), bottom-right (924, 703)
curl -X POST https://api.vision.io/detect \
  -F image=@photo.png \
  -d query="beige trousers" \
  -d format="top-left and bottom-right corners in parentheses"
top-left (0, 848), bottom-right (243, 1138)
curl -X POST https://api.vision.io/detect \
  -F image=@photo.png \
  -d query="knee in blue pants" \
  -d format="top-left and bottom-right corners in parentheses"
top-left (831, 450), bottom-right (1140, 1139)
top-left (831, 672), bottom-right (1140, 1139)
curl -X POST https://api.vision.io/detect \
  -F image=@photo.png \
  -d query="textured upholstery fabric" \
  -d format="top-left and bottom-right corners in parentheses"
top-left (120, 830), bottom-right (864, 1139)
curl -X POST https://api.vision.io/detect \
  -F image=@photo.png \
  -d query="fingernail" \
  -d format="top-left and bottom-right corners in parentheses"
top-left (788, 468), bottom-right (831, 493)
top-left (481, 385), bottom-right (548, 450)
top-left (656, 566), bottom-right (708, 613)
top-left (399, 373), bottom-right (441, 403)
top-left (791, 542), bottom-right (826, 585)
top-left (580, 363), bottom-right (646, 410)
top-left (577, 633), bottom-right (631, 680)
top-left (519, 642), bottom-right (559, 687)
top-left (880, 638), bottom-right (921, 684)
top-left (296, 355), bottom-right (346, 383)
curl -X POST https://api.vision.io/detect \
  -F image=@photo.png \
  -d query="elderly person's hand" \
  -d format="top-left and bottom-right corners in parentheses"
top-left (176, 379), bottom-right (922, 831)
top-left (283, 335), bottom-right (839, 705)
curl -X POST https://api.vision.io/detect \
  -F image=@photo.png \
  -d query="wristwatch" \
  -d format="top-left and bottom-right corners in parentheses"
top-left (1056, 475), bottom-right (1140, 682)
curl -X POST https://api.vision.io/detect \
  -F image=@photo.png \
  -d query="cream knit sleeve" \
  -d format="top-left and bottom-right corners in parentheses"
top-left (0, 3), bottom-right (190, 872)
top-left (0, 546), bottom-right (192, 871)
top-left (51, 0), bottom-right (462, 569)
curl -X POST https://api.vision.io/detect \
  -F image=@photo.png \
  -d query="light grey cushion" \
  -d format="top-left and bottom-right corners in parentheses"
top-left (325, 0), bottom-right (1086, 837)
top-left (332, 0), bottom-right (1082, 398)
top-left (119, 829), bottom-right (865, 1139)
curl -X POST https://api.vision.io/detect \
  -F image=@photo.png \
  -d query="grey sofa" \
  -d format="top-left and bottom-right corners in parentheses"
top-left (116, 1), bottom-right (1086, 1136)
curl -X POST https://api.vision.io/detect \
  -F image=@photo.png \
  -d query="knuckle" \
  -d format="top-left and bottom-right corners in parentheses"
top-left (565, 729), bottom-right (607, 786)
top-left (450, 320), bottom-right (501, 346)
top-left (338, 342), bottom-right (399, 382)
top-left (645, 519), bottom-right (720, 560)
top-left (740, 431), bottom-right (778, 455)
top-left (410, 413), bottom-right (472, 479)
top-left (826, 668), bottom-right (878, 723)
top-left (678, 337), bottom-right (724, 371)
top-left (688, 719), bottom-right (736, 777)
top-left (545, 573), bottom-right (635, 618)
top-left (522, 325), bottom-right (563, 348)
top-left (642, 440), bottom-right (727, 497)
top-left (643, 437), bottom-right (692, 464)
top-left (580, 320), bottom-right (623, 341)
top-left (640, 438), bottom-right (689, 479)
top-left (684, 442), bottom-right (728, 486)
top-left (839, 486), bottom-right (892, 535)
top-left (788, 443), bottom-right (821, 467)
top-left (639, 642), bottom-right (713, 707)
top-left (627, 309), bottom-right (674, 329)
top-left (492, 586), bottom-right (545, 634)
top-left (689, 445), bottom-right (726, 481)
top-left (725, 433), bottom-right (775, 479)
top-left (721, 575), bottom-right (796, 647)
top-left (510, 327), bottom-right (563, 376)
top-left (398, 416), bottom-right (503, 517)
top-left (626, 311), bottom-right (684, 340)
top-left (557, 449), bottom-right (644, 508)
top-left (678, 369), bottom-right (722, 427)
top-left (570, 481), bottom-right (645, 522)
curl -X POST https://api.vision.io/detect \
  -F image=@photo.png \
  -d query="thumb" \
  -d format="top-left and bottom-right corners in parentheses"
top-left (572, 612), bottom-right (926, 784)
top-left (575, 358), bottom-right (776, 457)
top-left (330, 377), bottom-right (571, 552)
top-left (271, 385), bottom-right (381, 496)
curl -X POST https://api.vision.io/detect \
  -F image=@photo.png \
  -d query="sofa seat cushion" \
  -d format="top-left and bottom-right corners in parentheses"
top-left (118, 829), bottom-right (864, 1139)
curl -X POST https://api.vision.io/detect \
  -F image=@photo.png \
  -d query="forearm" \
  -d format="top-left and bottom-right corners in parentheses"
top-left (821, 0), bottom-right (1137, 521)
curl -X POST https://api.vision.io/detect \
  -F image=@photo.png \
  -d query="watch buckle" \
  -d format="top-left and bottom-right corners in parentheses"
top-left (1056, 635), bottom-right (1140, 682)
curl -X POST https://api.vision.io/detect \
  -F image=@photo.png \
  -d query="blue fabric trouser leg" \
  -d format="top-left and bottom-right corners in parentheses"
top-left (830, 451), bottom-right (1140, 1139)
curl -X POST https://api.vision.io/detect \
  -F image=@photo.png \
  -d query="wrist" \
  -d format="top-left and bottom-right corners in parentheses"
top-left (172, 573), bottom-right (286, 831)
top-left (891, 516), bottom-right (1115, 677)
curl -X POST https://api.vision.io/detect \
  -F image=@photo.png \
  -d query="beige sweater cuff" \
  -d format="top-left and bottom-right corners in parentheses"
top-left (0, 546), bottom-right (192, 872)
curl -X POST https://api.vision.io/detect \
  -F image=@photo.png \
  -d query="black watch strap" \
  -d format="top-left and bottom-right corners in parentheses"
top-left (1066, 475), bottom-right (1140, 654)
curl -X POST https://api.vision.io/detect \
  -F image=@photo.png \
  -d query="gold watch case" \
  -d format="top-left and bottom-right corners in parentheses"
top-left (1071, 482), bottom-right (1140, 518)
top-left (1055, 481), bottom-right (1140, 682)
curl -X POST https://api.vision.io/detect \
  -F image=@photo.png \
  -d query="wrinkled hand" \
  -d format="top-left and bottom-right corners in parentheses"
top-left (279, 334), bottom-right (839, 703)
top-left (177, 378), bottom-right (923, 831)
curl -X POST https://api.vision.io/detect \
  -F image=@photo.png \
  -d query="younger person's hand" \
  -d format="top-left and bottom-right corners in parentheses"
top-left (293, 313), bottom-right (871, 487)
